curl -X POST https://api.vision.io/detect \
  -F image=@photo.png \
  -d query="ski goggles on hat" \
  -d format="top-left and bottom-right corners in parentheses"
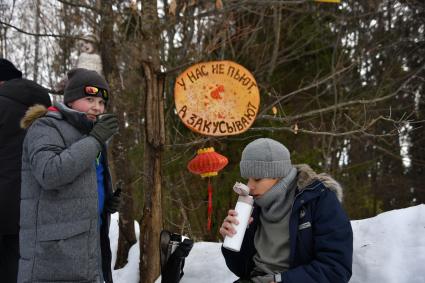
top-left (84, 86), bottom-right (109, 101)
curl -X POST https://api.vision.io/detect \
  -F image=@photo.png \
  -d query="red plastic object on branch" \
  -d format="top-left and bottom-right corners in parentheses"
top-left (187, 147), bottom-right (228, 231)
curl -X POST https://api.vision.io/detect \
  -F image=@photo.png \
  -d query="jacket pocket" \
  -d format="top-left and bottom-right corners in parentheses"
top-left (34, 219), bottom-right (91, 281)
top-left (296, 221), bottom-right (314, 264)
top-left (17, 258), bottom-right (32, 283)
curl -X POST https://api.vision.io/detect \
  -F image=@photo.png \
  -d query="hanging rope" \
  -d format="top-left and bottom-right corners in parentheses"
top-left (207, 179), bottom-right (213, 231)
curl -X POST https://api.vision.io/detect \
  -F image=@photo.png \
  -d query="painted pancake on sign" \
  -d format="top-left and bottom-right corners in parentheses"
top-left (174, 61), bottom-right (260, 136)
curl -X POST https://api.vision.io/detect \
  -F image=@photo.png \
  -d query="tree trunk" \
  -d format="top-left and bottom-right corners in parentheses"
top-left (139, 64), bottom-right (165, 283)
top-left (33, 0), bottom-right (40, 82)
top-left (115, 183), bottom-right (137, 269)
top-left (138, 3), bottom-right (165, 282)
top-left (99, 0), bottom-right (137, 270)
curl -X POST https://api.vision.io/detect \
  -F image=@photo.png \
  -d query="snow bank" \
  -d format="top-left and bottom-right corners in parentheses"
top-left (154, 242), bottom-right (238, 283)
top-left (350, 204), bottom-right (425, 283)
top-left (111, 204), bottom-right (425, 283)
top-left (109, 214), bottom-right (140, 283)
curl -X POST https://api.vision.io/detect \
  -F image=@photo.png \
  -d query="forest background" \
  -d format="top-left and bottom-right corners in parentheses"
top-left (1, 0), bottom-right (424, 282)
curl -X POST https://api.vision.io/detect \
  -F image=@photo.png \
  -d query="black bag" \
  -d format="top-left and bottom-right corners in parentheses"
top-left (160, 230), bottom-right (193, 283)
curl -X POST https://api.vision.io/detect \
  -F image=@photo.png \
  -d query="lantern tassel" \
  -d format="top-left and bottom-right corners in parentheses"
top-left (207, 179), bottom-right (213, 231)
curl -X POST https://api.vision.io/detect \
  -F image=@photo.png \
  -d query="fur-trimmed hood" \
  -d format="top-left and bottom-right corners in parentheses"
top-left (20, 104), bottom-right (48, 129)
top-left (20, 102), bottom-right (95, 134)
top-left (295, 164), bottom-right (343, 202)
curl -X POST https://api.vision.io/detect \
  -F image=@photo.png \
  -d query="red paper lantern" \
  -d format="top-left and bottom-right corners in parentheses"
top-left (188, 147), bottom-right (228, 231)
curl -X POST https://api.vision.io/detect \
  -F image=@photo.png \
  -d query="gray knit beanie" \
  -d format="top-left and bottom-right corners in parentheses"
top-left (64, 68), bottom-right (110, 104)
top-left (240, 138), bottom-right (293, 179)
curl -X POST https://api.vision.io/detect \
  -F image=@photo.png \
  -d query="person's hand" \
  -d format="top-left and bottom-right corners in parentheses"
top-left (105, 181), bottom-right (122, 214)
top-left (219, 210), bottom-right (254, 239)
top-left (219, 209), bottom-right (239, 238)
top-left (89, 114), bottom-right (119, 145)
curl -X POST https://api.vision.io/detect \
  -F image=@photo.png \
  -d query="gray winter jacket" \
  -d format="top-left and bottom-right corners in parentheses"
top-left (18, 103), bottom-right (113, 283)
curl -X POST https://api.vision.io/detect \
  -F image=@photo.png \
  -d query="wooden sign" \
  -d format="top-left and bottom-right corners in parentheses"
top-left (174, 61), bottom-right (260, 136)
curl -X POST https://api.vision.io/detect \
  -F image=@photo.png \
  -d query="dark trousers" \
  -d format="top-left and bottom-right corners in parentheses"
top-left (0, 234), bottom-right (19, 283)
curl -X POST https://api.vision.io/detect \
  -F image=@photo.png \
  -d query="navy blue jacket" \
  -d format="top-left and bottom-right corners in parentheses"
top-left (222, 176), bottom-right (353, 283)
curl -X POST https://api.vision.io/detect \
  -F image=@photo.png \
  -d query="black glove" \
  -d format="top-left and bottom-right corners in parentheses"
top-left (105, 181), bottom-right (122, 214)
top-left (89, 114), bottom-right (119, 145)
top-left (173, 238), bottom-right (193, 258)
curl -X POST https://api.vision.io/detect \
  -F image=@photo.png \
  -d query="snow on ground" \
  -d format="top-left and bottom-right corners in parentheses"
top-left (110, 204), bottom-right (425, 283)
top-left (154, 241), bottom-right (238, 283)
top-left (109, 215), bottom-right (140, 283)
top-left (350, 204), bottom-right (425, 283)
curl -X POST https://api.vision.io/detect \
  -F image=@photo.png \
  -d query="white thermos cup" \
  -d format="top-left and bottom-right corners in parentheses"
top-left (223, 182), bottom-right (254, 252)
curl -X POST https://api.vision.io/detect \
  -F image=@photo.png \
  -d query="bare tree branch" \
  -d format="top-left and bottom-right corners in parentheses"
top-left (267, 5), bottom-right (282, 81)
top-left (259, 64), bottom-right (425, 122)
top-left (251, 115), bottom-right (402, 137)
top-left (258, 62), bottom-right (357, 116)
top-left (56, 0), bottom-right (100, 12)
top-left (0, 20), bottom-right (77, 39)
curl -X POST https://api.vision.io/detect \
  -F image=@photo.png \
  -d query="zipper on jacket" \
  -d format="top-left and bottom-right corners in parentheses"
top-left (290, 183), bottom-right (320, 213)
top-left (96, 152), bottom-right (101, 166)
top-left (288, 182), bottom-right (321, 266)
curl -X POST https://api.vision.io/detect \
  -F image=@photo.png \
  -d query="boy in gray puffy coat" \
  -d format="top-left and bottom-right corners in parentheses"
top-left (18, 68), bottom-right (120, 283)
